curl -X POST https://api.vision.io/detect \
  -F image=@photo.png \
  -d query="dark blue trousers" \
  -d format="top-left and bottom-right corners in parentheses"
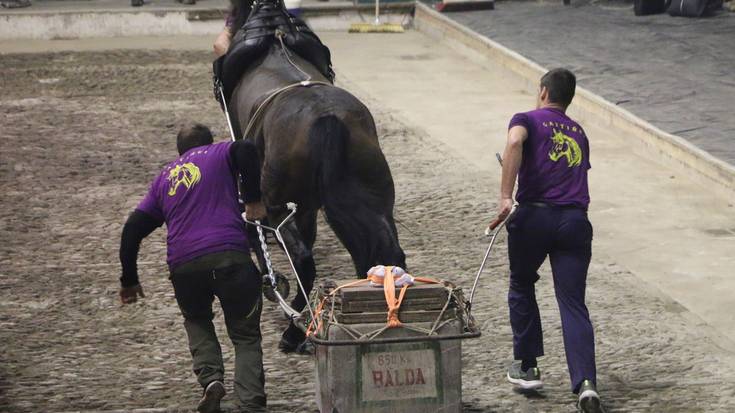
top-left (506, 204), bottom-right (596, 393)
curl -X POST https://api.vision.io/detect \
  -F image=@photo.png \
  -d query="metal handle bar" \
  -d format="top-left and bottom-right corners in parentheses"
top-left (242, 202), bottom-right (297, 234)
top-left (243, 202), bottom-right (316, 324)
top-left (468, 216), bottom-right (508, 316)
top-left (467, 152), bottom-right (511, 316)
top-left (242, 211), bottom-right (300, 321)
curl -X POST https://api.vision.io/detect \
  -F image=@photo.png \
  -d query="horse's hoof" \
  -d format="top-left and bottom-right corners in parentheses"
top-left (278, 337), bottom-right (299, 353)
top-left (279, 339), bottom-right (313, 356)
top-left (278, 323), bottom-right (306, 353)
top-left (296, 340), bottom-right (315, 356)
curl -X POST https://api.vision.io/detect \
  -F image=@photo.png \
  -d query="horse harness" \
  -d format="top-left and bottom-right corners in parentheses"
top-left (213, 0), bottom-right (334, 106)
top-left (239, 79), bottom-right (331, 142)
top-left (217, 29), bottom-right (333, 143)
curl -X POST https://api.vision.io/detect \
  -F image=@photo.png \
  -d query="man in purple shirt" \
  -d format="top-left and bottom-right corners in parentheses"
top-left (119, 123), bottom-right (266, 413)
top-left (493, 69), bottom-right (603, 413)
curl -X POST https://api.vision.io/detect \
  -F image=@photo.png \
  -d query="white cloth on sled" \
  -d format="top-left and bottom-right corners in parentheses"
top-left (367, 265), bottom-right (415, 288)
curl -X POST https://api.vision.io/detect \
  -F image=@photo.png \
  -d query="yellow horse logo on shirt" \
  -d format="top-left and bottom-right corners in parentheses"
top-left (167, 162), bottom-right (201, 196)
top-left (548, 129), bottom-right (582, 168)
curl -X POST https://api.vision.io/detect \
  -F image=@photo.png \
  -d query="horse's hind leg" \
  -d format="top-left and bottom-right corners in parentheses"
top-left (324, 202), bottom-right (406, 278)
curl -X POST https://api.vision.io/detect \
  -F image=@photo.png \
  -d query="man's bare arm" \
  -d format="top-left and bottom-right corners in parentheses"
top-left (501, 126), bottom-right (527, 200)
top-left (492, 125), bottom-right (528, 226)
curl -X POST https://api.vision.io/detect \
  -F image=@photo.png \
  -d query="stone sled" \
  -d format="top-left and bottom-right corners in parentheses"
top-left (306, 279), bottom-right (481, 413)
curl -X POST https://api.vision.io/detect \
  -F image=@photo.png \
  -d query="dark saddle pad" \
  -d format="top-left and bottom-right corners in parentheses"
top-left (213, 0), bottom-right (335, 105)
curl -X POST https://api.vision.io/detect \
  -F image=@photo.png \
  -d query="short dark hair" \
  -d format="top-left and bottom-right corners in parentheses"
top-left (176, 123), bottom-right (213, 155)
top-left (540, 68), bottom-right (576, 107)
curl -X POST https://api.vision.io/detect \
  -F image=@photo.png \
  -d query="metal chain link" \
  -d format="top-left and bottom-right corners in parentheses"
top-left (255, 220), bottom-right (276, 284)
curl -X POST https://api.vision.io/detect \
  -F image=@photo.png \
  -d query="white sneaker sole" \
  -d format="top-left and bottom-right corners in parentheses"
top-left (197, 381), bottom-right (225, 413)
top-left (578, 390), bottom-right (604, 413)
top-left (506, 372), bottom-right (544, 390)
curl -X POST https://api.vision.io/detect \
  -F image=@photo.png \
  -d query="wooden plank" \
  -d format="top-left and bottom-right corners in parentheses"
top-left (335, 309), bottom-right (457, 324)
top-left (340, 282), bottom-right (449, 303)
top-left (341, 296), bottom-right (448, 313)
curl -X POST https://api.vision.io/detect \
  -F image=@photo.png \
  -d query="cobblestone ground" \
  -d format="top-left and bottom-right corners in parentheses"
top-left (1, 49), bottom-right (735, 413)
top-left (449, 1), bottom-right (735, 165)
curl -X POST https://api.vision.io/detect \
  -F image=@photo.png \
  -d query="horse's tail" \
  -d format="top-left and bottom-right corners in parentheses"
top-left (308, 115), bottom-right (406, 276)
top-left (308, 115), bottom-right (350, 200)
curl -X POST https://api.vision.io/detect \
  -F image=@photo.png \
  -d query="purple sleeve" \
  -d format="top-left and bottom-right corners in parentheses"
top-left (225, 13), bottom-right (234, 28)
top-left (508, 112), bottom-right (530, 131)
top-left (135, 178), bottom-right (164, 222)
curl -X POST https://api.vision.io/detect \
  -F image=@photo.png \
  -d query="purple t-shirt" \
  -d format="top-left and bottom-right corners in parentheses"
top-left (509, 107), bottom-right (591, 209)
top-left (136, 141), bottom-right (248, 269)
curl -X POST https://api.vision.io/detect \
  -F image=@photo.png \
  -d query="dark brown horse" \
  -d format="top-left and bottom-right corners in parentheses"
top-left (225, 0), bottom-right (405, 351)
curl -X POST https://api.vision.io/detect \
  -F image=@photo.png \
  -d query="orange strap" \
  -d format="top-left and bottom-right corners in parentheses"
top-left (370, 266), bottom-right (408, 328)
top-left (367, 266), bottom-right (444, 328)
top-left (305, 268), bottom-right (443, 337)
top-left (306, 278), bottom-right (369, 337)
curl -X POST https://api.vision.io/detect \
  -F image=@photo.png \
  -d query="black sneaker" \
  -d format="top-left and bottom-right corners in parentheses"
top-left (130, 0), bottom-right (143, 6)
top-left (578, 379), bottom-right (605, 413)
top-left (197, 380), bottom-right (225, 413)
top-left (506, 360), bottom-right (543, 390)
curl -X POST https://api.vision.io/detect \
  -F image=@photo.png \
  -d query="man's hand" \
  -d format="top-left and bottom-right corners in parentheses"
top-left (213, 28), bottom-right (232, 57)
top-left (489, 197), bottom-right (514, 231)
top-left (120, 284), bottom-right (145, 305)
top-left (245, 201), bottom-right (267, 221)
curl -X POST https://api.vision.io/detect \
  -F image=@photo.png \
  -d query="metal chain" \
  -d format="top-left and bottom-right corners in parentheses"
top-left (255, 220), bottom-right (276, 284)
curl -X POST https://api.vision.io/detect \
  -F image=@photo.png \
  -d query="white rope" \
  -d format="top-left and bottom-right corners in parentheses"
top-left (275, 28), bottom-right (312, 81)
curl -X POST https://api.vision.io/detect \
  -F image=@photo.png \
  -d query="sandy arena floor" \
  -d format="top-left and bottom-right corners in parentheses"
top-left (1, 39), bottom-right (735, 412)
